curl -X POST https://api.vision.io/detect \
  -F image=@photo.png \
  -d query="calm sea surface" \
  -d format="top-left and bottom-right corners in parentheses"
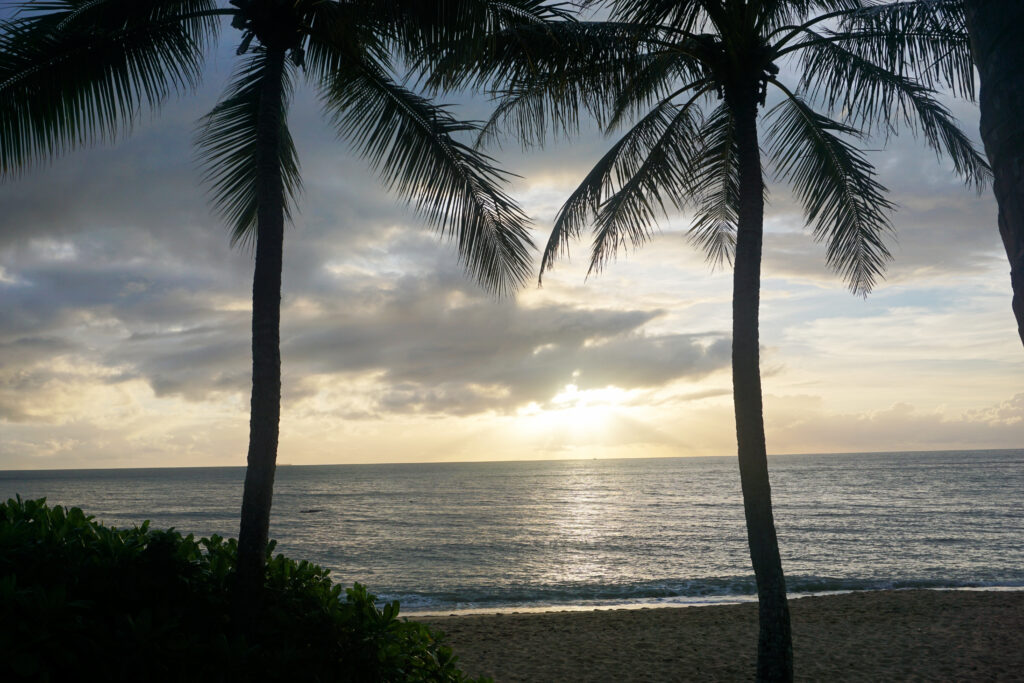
top-left (2, 450), bottom-right (1022, 613)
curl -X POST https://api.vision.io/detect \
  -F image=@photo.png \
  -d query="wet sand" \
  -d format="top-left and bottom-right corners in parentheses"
top-left (423, 590), bottom-right (1024, 682)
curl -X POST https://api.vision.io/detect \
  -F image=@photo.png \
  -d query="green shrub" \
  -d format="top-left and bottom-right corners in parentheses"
top-left (0, 496), bottom-right (486, 682)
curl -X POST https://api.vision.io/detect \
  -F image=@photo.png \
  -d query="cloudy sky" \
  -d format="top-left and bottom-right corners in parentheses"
top-left (1, 28), bottom-right (1022, 470)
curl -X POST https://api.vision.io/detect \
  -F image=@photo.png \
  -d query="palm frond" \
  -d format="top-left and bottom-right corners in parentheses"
top-left (476, 67), bottom-right (590, 150)
top-left (586, 93), bottom-right (708, 277)
top-left (757, 1), bottom-right (862, 34)
top-left (765, 87), bottom-right (895, 296)
top-left (195, 49), bottom-right (301, 246)
top-left (766, 2), bottom-right (909, 47)
top-left (302, 0), bottom-right (390, 87)
top-left (392, 0), bottom-right (577, 81)
top-left (444, 17), bottom-right (649, 92)
top-left (540, 96), bottom-right (683, 279)
top-left (781, 0), bottom-right (974, 99)
top-left (471, 22), bottom-right (667, 148)
top-left (303, 0), bottom-right (568, 86)
top-left (687, 104), bottom-right (741, 269)
top-left (608, 0), bottom-right (711, 33)
top-left (322, 58), bottom-right (533, 296)
top-left (0, 0), bottom-right (217, 176)
top-left (355, 0), bottom-right (573, 54)
top-left (605, 47), bottom-right (704, 132)
top-left (797, 32), bottom-right (989, 190)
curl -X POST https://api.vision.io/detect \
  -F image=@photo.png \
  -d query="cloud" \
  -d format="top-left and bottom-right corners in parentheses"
top-left (765, 393), bottom-right (1024, 454)
top-left (0, 44), bottom-right (1017, 469)
top-left (276, 266), bottom-right (732, 416)
top-left (0, 216), bottom-right (732, 423)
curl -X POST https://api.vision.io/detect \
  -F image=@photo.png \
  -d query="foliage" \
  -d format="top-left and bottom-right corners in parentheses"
top-left (0, 497), bottom-right (485, 683)
top-left (443, 0), bottom-right (989, 296)
top-left (0, 0), bottom-right (551, 296)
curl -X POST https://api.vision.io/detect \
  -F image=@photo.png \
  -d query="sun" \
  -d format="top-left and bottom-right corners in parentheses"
top-left (514, 378), bottom-right (632, 446)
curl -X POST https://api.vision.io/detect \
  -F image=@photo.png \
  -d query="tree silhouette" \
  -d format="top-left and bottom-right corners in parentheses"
top-left (444, 1), bottom-right (988, 678)
top-left (963, 0), bottom-right (1024, 347)
top-left (0, 0), bottom-right (550, 600)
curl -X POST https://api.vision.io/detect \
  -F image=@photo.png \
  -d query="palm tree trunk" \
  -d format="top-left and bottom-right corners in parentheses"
top-left (964, 0), bottom-right (1024, 347)
top-left (730, 88), bottom-right (793, 682)
top-left (236, 47), bottom-right (288, 602)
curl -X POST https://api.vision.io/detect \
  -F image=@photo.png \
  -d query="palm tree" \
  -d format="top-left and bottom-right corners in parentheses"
top-left (0, 0), bottom-right (552, 599)
top-left (443, 1), bottom-right (988, 679)
top-left (963, 0), bottom-right (1024, 347)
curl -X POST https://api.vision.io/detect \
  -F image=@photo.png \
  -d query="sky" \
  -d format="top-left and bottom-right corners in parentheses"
top-left (1, 25), bottom-right (1022, 470)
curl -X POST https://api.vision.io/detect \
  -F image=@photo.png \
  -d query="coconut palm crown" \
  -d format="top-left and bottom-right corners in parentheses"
top-left (436, 0), bottom-right (989, 679)
top-left (0, 0), bottom-right (559, 597)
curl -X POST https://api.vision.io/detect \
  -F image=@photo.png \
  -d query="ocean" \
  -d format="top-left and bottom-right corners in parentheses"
top-left (2, 449), bottom-right (1022, 614)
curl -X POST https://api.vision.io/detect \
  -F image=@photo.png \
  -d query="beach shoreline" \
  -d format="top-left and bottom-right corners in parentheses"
top-left (403, 584), bottom-right (1024, 618)
top-left (422, 589), bottom-right (1024, 681)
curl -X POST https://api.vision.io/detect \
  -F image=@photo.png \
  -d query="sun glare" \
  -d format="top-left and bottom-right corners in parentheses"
top-left (515, 380), bottom-right (631, 446)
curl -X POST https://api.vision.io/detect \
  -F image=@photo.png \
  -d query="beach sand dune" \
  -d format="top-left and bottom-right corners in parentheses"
top-left (423, 590), bottom-right (1024, 682)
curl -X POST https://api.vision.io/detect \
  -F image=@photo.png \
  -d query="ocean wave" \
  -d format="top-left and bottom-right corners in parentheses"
top-left (387, 575), bottom-right (1024, 613)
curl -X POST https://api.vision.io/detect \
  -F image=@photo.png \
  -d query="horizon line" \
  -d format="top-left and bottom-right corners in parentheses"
top-left (2, 447), bottom-right (1021, 473)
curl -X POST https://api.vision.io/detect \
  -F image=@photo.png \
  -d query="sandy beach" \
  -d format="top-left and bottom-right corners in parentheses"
top-left (423, 590), bottom-right (1024, 682)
